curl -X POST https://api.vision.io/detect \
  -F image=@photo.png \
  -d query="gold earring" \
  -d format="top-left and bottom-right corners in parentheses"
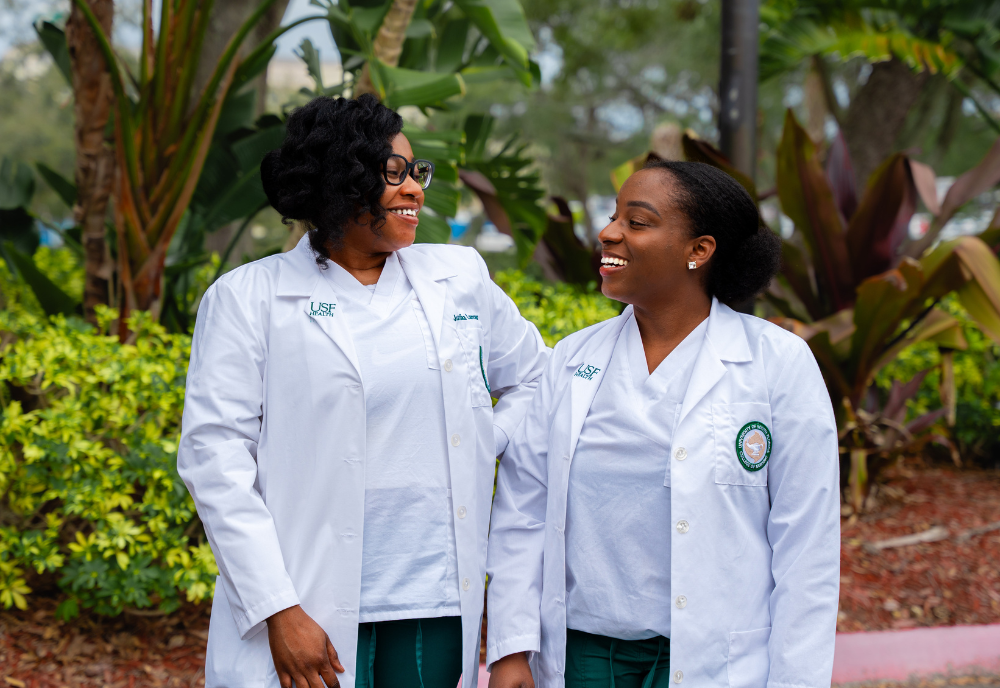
top-left (688, 261), bottom-right (697, 270)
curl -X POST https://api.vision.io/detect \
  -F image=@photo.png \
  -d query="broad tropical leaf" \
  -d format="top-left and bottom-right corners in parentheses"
top-left (3, 242), bottom-right (77, 317)
top-left (847, 259), bottom-right (924, 399)
top-left (35, 163), bottom-right (77, 209)
top-left (824, 133), bottom-right (858, 223)
top-left (845, 154), bottom-right (917, 282)
top-left (906, 136), bottom-right (1000, 256)
top-left (776, 109), bottom-right (854, 313)
top-left (682, 134), bottom-right (757, 201)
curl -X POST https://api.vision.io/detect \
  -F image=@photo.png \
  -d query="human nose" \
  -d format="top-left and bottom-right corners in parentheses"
top-left (598, 218), bottom-right (621, 244)
top-left (400, 170), bottom-right (424, 200)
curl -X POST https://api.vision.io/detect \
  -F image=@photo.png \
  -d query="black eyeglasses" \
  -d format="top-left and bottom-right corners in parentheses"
top-left (384, 154), bottom-right (434, 189)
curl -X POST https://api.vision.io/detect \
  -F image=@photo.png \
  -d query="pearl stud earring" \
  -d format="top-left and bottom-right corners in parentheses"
top-left (688, 261), bottom-right (697, 270)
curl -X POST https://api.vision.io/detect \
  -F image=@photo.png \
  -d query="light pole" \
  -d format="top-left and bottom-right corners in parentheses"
top-left (718, 0), bottom-right (759, 182)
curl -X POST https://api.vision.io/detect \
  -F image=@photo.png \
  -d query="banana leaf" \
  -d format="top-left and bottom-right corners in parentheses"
top-left (453, 0), bottom-right (534, 74)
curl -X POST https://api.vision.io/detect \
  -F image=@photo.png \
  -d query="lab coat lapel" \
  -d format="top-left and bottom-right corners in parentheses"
top-left (397, 248), bottom-right (457, 354)
top-left (567, 307), bottom-right (633, 459)
top-left (677, 298), bottom-right (753, 426)
top-left (278, 238), bottom-right (363, 380)
top-left (305, 276), bottom-right (362, 380)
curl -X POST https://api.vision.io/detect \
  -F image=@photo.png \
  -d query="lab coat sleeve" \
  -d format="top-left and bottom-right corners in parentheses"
top-left (479, 254), bottom-right (550, 454)
top-left (178, 279), bottom-right (300, 640)
top-left (765, 336), bottom-right (841, 688)
top-left (485, 348), bottom-right (560, 668)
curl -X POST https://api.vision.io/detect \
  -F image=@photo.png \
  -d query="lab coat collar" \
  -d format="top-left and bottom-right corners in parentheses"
top-left (566, 305), bottom-right (633, 459)
top-left (677, 298), bottom-right (752, 425)
top-left (565, 299), bottom-right (752, 456)
top-left (276, 234), bottom-right (322, 297)
top-left (397, 246), bottom-right (459, 354)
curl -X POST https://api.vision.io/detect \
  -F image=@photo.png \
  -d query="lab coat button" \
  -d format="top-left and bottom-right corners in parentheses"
top-left (462, 578), bottom-right (470, 591)
top-left (563, 455), bottom-right (569, 461)
top-left (675, 595), bottom-right (687, 609)
top-left (674, 670), bottom-right (683, 684)
top-left (676, 520), bottom-right (690, 534)
top-left (674, 447), bottom-right (687, 460)
top-left (457, 506), bottom-right (467, 519)
top-left (444, 359), bottom-right (453, 372)
top-left (451, 434), bottom-right (461, 447)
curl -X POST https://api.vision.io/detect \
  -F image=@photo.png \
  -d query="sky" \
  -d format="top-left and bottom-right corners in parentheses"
top-left (0, 0), bottom-right (338, 62)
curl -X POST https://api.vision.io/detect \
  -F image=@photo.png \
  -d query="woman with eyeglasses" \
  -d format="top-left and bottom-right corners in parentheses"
top-left (178, 95), bottom-right (548, 688)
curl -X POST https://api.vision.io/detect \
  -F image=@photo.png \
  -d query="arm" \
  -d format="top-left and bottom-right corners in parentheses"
top-left (177, 279), bottom-right (299, 639)
top-left (486, 349), bottom-right (560, 671)
top-left (479, 255), bottom-right (550, 455)
top-left (765, 337), bottom-right (841, 688)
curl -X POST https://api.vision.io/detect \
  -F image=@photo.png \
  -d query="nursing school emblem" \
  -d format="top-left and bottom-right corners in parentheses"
top-left (736, 421), bottom-right (772, 472)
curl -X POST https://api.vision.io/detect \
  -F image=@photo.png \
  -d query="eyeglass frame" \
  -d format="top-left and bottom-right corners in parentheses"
top-left (383, 154), bottom-right (435, 189)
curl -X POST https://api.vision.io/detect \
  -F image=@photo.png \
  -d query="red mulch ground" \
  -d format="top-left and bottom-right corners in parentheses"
top-left (2, 462), bottom-right (999, 686)
top-left (0, 599), bottom-right (210, 687)
top-left (838, 463), bottom-right (1000, 633)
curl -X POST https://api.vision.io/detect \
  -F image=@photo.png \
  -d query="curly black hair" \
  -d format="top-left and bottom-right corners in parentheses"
top-left (260, 94), bottom-right (403, 265)
top-left (643, 160), bottom-right (782, 304)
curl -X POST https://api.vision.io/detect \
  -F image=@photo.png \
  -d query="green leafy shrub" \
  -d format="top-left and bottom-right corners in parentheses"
top-left (0, 291), bottom-right (215, 617)
top-left (494, 270), bottom-right (621, 346)
top-left (875, 296), bottom-right (1000, 467)
top-left (0, 262), bottom-right (613, 617)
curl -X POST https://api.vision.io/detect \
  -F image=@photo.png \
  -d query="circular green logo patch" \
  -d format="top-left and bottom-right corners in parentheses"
top-left (736, 421), bottom-right (772, 472)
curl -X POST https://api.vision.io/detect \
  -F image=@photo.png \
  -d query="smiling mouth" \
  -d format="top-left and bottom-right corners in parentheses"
top-left (389, 208), bottom-right (419, 217)
top-left (600, 255), bottom-right (629, 267)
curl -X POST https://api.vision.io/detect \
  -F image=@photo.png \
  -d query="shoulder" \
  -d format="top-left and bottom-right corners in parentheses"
top-left (399, 243), bottom-right (485, 272)
top-left (211, 251), bottom-right (286, 296)
top-left (736, 313), bottom-right (827, 404)
top-left (739, 312), bottom-right (812, 359)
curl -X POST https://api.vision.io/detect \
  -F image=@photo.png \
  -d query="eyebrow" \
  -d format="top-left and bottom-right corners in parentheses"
top-left (627, 200), bottom-right (661, 217)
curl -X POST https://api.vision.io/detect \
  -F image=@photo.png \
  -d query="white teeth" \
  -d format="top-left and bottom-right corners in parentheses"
top-left (601, 256), bottom-right (628, 266)
top-left (391, 208), bottom-right (417, 216)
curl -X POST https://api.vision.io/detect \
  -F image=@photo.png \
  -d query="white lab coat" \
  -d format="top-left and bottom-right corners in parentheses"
top-left (178, 236), bottom-right (548, 688)
top-left (486, 300), bottom-right (840, 688)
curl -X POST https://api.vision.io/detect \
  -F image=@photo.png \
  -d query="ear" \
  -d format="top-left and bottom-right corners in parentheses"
top-left (687, 235), bottom-right (716, 269)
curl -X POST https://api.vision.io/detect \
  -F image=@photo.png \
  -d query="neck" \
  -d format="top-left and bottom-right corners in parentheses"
top-left (631, 290), bottom-right (712, 373)
top-left (326, 242), bottom-right (390, 286)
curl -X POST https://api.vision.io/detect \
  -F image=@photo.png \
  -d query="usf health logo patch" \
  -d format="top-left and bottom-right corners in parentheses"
top-left (736, 421), bottom-right (772, 472)
top-left (309, 302), bottom-right (336, 317)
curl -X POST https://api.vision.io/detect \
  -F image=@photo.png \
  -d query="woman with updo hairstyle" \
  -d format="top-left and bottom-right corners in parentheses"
top-left (486, 161), bottom-right (841, 688)
top-left (178, 94), bottom-right (549, 688)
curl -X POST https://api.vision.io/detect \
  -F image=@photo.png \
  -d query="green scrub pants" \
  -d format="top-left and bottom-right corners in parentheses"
top-left (565, 629), bottom-right (671, 688)
top-left (355, 616), bottom-right (463, 688)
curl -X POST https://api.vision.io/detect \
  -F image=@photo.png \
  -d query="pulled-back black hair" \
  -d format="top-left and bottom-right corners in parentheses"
top-left (260, 94), bottom-right (403, 265)
top-left (643, 160), bottom-right (782, 304)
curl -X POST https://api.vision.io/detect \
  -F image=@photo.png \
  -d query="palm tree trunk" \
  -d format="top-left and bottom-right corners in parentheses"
top-left (65, 0), bottom-right (115, 323)
top-left (354, 0), bottom-right (420, 98)
top-left (191, 0), bottom-right (292, 116)
top-left (841, 58), bottom-right (928, 188)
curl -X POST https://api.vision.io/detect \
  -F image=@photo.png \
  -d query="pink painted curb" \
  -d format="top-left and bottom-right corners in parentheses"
top-left (832, 624), bottom-right (1000, 683)
top-left (463, 624), bottom-right (1000, 686)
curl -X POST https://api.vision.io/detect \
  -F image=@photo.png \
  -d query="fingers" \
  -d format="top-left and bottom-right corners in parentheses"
top-left (303, 669), bottom-right (330, 688)
top-left (278, 670), bottom-right (293, 688)
top-left (326, 637), bottom-right (345, 673)
top-left (319, 663), bottom-right (341, 688)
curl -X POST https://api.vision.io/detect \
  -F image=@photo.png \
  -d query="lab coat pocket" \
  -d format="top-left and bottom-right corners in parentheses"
top-left (727, 627), bottom-right (771, 688)
top-left (456, 326), bottom-right (492, 407)
top-left (713, 402), bottom-right (772, 486)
